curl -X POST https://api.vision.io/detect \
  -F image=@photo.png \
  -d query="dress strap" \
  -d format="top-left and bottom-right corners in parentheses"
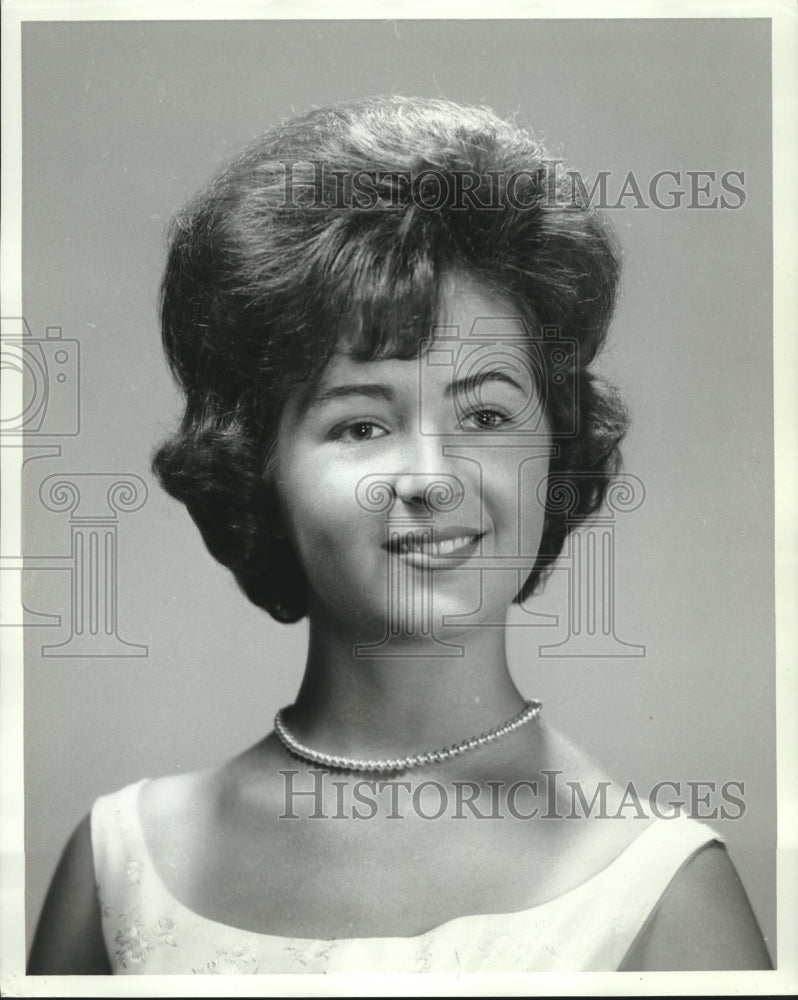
top-left (90, 780), bottom-right (153, 918)
top-left (572, 814), bottom-right (723, 969)
top-left (608, 812), bottom-right (721, 874)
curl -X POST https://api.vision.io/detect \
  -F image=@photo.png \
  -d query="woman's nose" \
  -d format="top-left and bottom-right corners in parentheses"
top-left (392, 434), bottom-right (464, 513)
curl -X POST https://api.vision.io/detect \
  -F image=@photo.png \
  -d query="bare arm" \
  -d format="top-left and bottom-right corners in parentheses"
top-left (28, 814), bottom-right (111, 975)
top-left (620, 842), bottom-right (772, 971)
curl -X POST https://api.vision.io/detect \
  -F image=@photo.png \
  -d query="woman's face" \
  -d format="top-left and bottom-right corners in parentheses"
top-left (275, 273), bottom-right (553, 642)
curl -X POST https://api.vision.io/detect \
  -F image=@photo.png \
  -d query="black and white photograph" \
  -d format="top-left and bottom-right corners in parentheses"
top-left (1, 1), bottom-right (795, 995)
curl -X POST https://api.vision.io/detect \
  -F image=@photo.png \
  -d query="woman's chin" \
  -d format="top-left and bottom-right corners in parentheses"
top-left (317, 581), bottom-right (512, 651)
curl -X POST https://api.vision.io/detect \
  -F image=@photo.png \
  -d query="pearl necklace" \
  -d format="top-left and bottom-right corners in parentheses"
top-left (273, 699), bottom-right (541, 773)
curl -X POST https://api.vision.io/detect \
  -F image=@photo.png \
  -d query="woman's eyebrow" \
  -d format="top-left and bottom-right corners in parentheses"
top-left (446, 371), bottom-right (528, 397)
top-left (310, 383), bottom-right (395, 406)
top-left (309, 372), bottom-right (527, 408)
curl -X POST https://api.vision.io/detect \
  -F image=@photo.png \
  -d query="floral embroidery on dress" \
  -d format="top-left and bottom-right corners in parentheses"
top-left (113, 907), bottom-right (178, 969)
top-left (154, 916), bottom-right (178, 947)
top-left (281, 939), bottom-right (337, 969)
top-left (192, 938), bottom-right (261, 974)
top-left (539, 925), bottom-right (560, 957)
top-left (126, 858), bottom-right (144, 886)
top-left (471, 925), bottom-right (523, 967)
top-left (114, 913), bottom-right (154, 969)
top-left (532, 915), bottom-right (560, 955)
top-left (413, 933), bottom-right (435, 973)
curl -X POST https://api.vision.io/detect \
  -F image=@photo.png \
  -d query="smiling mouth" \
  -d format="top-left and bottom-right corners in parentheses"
top-left (384, 530), bottom-right (484, 558)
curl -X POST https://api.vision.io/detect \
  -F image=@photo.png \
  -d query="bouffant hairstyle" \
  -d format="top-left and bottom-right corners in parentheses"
top-left (153, 95), bottom-right (628, 623)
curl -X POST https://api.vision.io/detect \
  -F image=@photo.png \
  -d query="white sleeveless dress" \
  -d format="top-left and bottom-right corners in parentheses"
top-left (91, 779), bottom-right (720, 974)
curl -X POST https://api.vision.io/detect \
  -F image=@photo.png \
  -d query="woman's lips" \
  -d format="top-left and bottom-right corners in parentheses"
top-left (383, 528), bottom-right (484, 566)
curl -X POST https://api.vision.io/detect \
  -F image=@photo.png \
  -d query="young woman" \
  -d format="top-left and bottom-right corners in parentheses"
top-left (28, 96), bottom-right (771, 975)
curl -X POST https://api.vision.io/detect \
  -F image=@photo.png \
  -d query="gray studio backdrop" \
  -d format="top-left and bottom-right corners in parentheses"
top-left (21, 18), bottom-right (775, 957)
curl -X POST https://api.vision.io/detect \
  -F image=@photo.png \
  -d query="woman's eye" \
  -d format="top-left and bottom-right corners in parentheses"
top-left (332, 421), bottom-right (388, 443)
top-left (463, 409), bottom-right (511, 430)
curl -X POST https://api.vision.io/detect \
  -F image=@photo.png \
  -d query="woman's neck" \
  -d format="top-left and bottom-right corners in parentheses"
top-left (284, 617), bottom-right (527, 760)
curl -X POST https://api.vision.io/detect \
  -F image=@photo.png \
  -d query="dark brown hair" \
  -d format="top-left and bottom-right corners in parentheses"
top-left (153, 96), bottom-right (628, 622)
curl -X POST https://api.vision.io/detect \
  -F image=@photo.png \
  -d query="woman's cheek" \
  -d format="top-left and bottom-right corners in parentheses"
top-left (286, 467), bottom-right (361, 561)
top-left (519, 458), bottom-right (550, 558)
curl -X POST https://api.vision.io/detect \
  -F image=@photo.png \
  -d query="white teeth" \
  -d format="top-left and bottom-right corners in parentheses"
top-left (398, 535), bottom-right (477, 556)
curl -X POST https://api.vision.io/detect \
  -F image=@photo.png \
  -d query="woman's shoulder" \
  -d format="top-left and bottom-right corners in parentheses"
top-left (87, 769), bottom-right (217, 888)
top-left (80, 759), bottom-right (256, 882)
top-left (134, 760), bottom-right (249, 847)
top-left (511, 724), bottom-right (717, 898)
top-left (131, 750), bottom-right (283, 875)
top-left (141, 735), bottom-right (284, 801)
top-left (526, 726), bottom-right (770, 969)
top-left (619, 839), bottom-right (772, 970)
top-left (91, 768), bottom-right (216, 833)
top-left (137, 767), bottom-right (216, 823)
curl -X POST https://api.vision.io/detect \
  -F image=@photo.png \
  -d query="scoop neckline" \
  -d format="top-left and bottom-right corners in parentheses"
top-left (124, 777), bottom-right (700, 945)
